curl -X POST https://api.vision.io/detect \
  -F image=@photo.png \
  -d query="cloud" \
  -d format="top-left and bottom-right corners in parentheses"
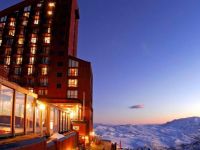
top-left (129, 104), bottom-right (144, 109)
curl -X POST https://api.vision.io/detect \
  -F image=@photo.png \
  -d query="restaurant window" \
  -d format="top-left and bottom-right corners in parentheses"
top-left (41, 67), bottom-right (48, 75)
top-left (15, 92), bottom-right (25, 134)
top-left (8, 29), bottom-right (15, 36)
top-left (60, 111), bottom-right (63, 132)
top-left (54, 109), bottom-right (59, 132)
top-left (67, 90), bottom-right (78, 99)
top-left (16, 57), bottom-right (22, 65)
top-left (50, 107), bottom-right (54, 135)
top-left (69, 59), bottom-right (79, 67)
top-left (68, 68), bottom-right (78, 76)
top-left (26, 96), bottom-right (34, 133)
top-left (68, 79), bottom-right (78, 87)
top-left (0, 85), bottom-right (13, 135)
top-left (38, 89), bottom-right (48, 95)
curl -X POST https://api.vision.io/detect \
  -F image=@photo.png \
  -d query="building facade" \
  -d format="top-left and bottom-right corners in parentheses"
top-left (0, 0), bottom-right (93, 139)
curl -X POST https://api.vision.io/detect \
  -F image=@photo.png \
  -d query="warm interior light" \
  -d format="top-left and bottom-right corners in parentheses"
top-left (90, 131), bottom-right (95, 136)
top-left (70, 111), bottom-right (74, 119)
top-left (47, 11), bottom-right (53, 15)
top-left (48, 2), bottom-right (55, 7)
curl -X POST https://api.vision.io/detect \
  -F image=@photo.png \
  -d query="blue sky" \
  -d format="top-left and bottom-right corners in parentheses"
top-left (1, 0), bottom-right (200, 124)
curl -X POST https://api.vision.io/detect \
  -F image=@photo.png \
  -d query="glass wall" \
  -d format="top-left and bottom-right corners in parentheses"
top-left (35, 106), bottom-right (41, 134)
top-left (0, 84), bottom-right (13, 135)
top-left (15, 92), bottom-right (25, 134)
top-left (26, 96), bottom-right (34, 133)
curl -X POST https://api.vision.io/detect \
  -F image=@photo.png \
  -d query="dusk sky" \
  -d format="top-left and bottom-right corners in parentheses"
top-left (1, 0), bottom-right (200, 124)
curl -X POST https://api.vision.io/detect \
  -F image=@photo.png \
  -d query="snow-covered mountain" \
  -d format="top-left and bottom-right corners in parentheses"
top-left (94, 117), bottom-right (200, 149)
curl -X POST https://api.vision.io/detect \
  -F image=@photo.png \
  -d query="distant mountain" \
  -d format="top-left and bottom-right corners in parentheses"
top-left (94, 117), bottom-right (200, 149)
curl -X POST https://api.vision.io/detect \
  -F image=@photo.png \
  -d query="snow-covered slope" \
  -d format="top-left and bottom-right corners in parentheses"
top-left (94, 117), bottom-right (200, 149)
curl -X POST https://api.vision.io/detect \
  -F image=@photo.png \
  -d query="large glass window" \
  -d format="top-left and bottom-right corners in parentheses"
top-left (15, 92), bottom-right (25, 134)
top-left (26, 96), bottom-right (34, 133)
top-left (0, 85), bottom-right (13, 135)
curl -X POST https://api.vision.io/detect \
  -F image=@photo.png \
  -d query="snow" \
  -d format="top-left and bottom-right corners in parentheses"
top-left (94, 117), bottom-right (200, 149)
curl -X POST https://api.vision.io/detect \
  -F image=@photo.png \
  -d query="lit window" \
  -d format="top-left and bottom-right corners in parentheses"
top-left (17, 47), bottom-right (23, 54)
top-left (5, 48), bottom-right (11, 55)
top-left (68, 79), bottom-right (78, 87)
top-left (31, 37), bottom-right (37, 43)
top-left (68, 68), bottom-right (78, 76)
top-left (9, 21), bottom-right (15, 27)
top-left (69, 59), bottom-right (79, 67)
top-left (28, 66), bottom-right (33, 75)
top-left (37, 3), bottom-right (42, 7)
top-left (29, 57), bottom-right (35, 64)
top-left (47, 27), bottom-right (51, 33)
top-left (16, 57), bottom-right (22, 65)
top-left (67, 90), bottom-right (78, 99)
top-left (4, 56), bottom-right (10, 65)
top-left (47, 11), bottom-right (53, 16)
top-left (44, 37), bottom-right (50, 43)
top-left (22, 20), bottom-right (28, 26)
top-left (38, 89), bottom-right (48, 95)
top-left (18, 38), bottom-right (24, 45)
top-left (41, 67), bottom-right (48, 75)
top-left (48, 2), bottom-right (55, 7)
top-left (8, 29), bottom-right (15, 36)
top-left (0, 39), bottom-right (2, 46)
top-left (34, 16), bottom-right (39, 24)
top-left (23, 12), bottom-right (30, 17)
top-left (30, 46), bottom-right (36, 54)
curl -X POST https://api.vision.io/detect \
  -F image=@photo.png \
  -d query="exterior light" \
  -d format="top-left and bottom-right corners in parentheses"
top-left (39, 103), bottom-right (45, 110)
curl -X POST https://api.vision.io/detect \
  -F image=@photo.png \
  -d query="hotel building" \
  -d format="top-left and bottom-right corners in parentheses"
top-left (0, 0), bottom-right (93, 142)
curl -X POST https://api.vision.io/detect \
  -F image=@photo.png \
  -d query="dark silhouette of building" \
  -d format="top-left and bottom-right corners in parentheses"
top-left (0, 0), bottom-right (93, 140)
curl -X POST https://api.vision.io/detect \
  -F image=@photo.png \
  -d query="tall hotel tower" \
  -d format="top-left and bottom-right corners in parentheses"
top-left (0, 0), bottom-right (93, 138)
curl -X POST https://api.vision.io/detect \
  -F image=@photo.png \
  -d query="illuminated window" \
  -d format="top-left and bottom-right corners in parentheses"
top-left (67, 90), bottom-right (78, 99)
top-left (34, 16), bottom-right (40, 24)
top-left (29, 57), bottom-right (35, 64)
top-left (30, 46), bottom-right (36, 54)
top-left (0, 39), bottom-right (2, 46)
top-left (23, 12), bottom-right (30, 17)
top-left (68, 68), bottom-right (78, 76)
top-left (38, 89), bottom-right (48, 95)
top-left (22, 20), bottom-right (28, 26)
top-left (37, 3), bottom-right (42, 7)
top-left (48, 2), bottom-right (55, 7)
top-left (28, 66), bottom-right (33, 75)
top-left (44, 37), bottom-right (50, 44)
top-left (18, 38), bottom-right (24, 45)
top-left (47, 27), bottom-right (51, 33)
top-left (31, 37), bottom-right (37, 43)
top-left (68, 79), bottom-right (78, 87)
top-left (47, 11), bottom-right (53, 16)
top-left (9, 21), bottom-right (15, 27)
top-left (41, 67), bottom-right (48, 75)
top-left (69, 59), bottom-right (79, 67)
top-left (26, 96), bottom-right (34, 133)
top-left (0, 85), bottom-right (13, 135)
top-left (16, 57), bottom-right (22, 65)
top-left (8, 29), bottom-right (15, 36)
top-left (4, 56), bottom-right (10, 65)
